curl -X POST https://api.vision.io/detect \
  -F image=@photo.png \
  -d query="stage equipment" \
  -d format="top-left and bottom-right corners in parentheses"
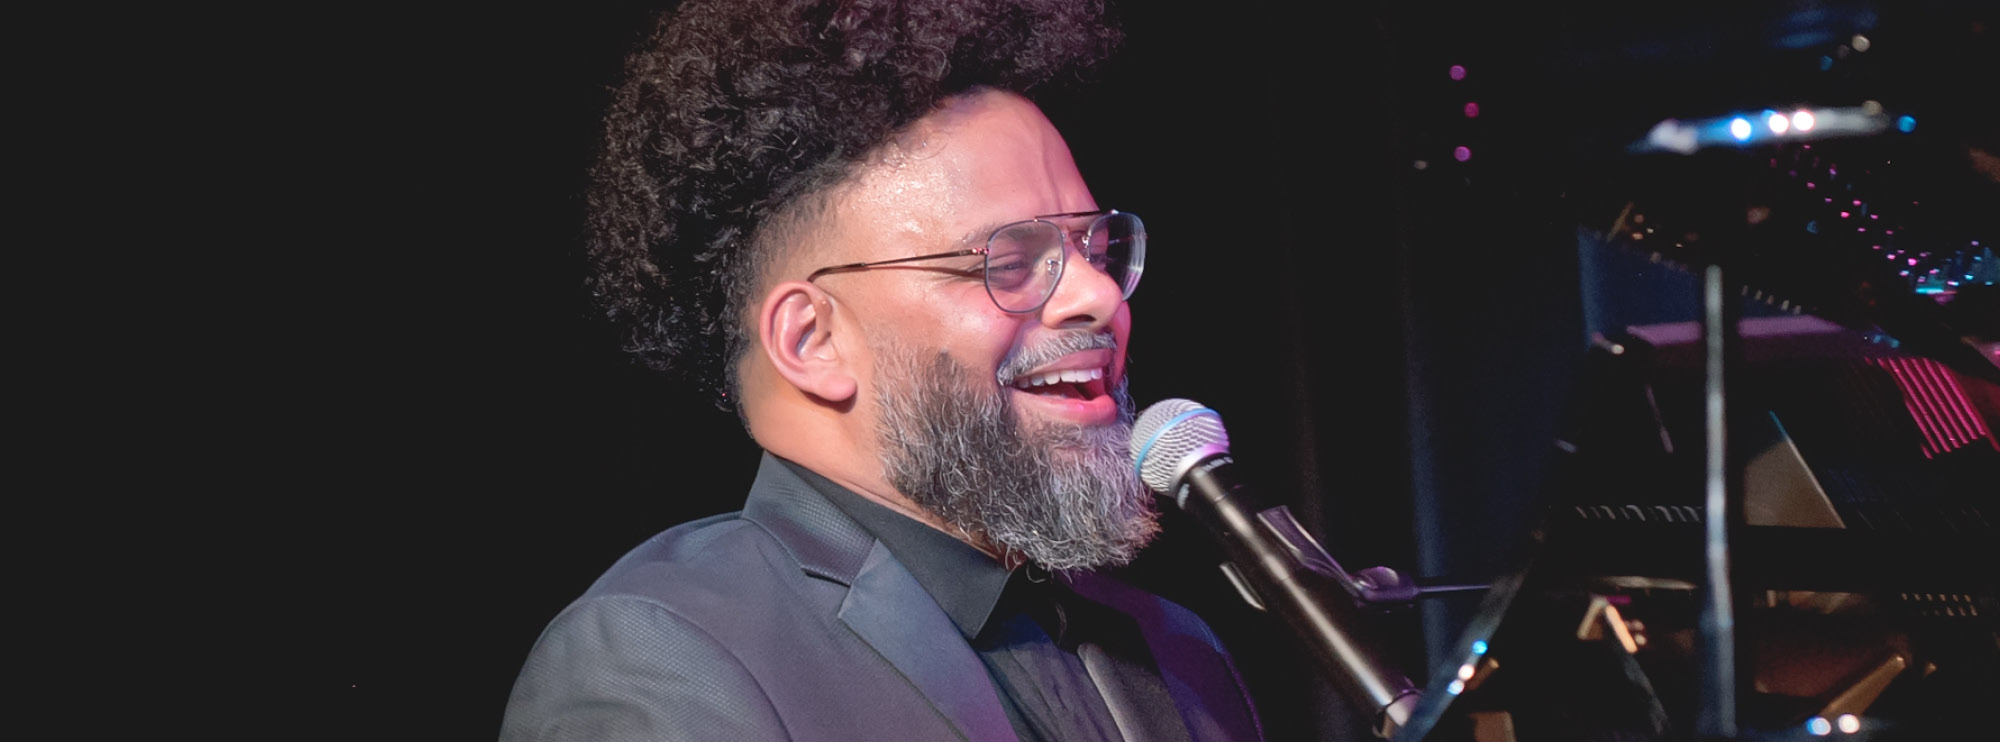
top-left (1393, 2), bottom-right (1996, 738)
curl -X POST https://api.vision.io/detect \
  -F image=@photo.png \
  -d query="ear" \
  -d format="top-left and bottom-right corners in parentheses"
top-left (758, 280), bottom-right (858, 403)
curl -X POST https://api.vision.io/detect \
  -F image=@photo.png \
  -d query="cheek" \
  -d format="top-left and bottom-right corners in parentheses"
top-left (877, 283), bottom-right (1024, 371)
top-left (935, 300), bottom-right (1028, 370)
top-left (939, 312), bottom-right (1027, 370)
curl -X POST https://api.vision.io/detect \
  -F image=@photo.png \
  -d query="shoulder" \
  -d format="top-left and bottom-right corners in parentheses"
top-left (584, 513), bottom-right (789, 602)
top-left (499, 583), bottom-right (790, 741)
top-left (532, 511), bottom-right (801, 653)
top-left (499, 515), bottom-right (811, 742)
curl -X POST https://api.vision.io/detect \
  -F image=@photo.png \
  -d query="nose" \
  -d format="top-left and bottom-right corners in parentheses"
top-left (1037, 242), bottom-right (1124, 330)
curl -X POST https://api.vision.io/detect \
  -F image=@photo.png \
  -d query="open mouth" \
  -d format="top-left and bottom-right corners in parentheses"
top-left (1011, 367), bottom-right (1109, 401)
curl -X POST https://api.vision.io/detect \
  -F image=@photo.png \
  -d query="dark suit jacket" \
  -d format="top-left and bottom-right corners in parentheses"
top-left (500, 453), bottom-right (1264, 741)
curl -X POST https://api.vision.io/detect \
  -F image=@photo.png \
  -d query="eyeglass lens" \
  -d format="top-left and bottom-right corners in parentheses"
top-left (983, 212), bottom-right (1145, 312)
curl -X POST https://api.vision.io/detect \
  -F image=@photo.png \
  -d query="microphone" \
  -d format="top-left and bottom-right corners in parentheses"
top-left (1132, 399), bottom-right (1422, 739)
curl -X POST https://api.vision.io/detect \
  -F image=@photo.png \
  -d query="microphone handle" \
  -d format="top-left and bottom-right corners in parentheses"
top-left (1178, 455), bottom-right (1421, 738)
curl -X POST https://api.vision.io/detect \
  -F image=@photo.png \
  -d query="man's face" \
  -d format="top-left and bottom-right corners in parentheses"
top-left (813, 89), bottom-right (1153, 567)
top-left (823, 89), bottom-right (1133, 434)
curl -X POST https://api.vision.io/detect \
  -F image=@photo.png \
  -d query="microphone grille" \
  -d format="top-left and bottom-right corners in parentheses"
top-left (1130, 398), bottom-right (1230, 494)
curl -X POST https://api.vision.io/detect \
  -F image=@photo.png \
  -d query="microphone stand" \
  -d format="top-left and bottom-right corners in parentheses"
top-left (1177, 462), bottom-right (1426, 739)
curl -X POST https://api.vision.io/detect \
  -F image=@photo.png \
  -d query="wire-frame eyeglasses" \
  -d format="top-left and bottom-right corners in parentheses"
top-left (805, 209), bottom-right (1146, 313)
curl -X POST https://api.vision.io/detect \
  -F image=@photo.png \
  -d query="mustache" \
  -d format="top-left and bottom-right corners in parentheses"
top-left (994, 331), bottom-right (1120, 386)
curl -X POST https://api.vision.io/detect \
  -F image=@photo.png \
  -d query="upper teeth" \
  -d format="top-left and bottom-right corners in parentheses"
top-left (1016, 367), bottom-right (1104, 388)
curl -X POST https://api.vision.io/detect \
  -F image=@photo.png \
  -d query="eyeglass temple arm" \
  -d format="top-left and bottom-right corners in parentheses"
top-left (805, 248), bottom-right (988, 280)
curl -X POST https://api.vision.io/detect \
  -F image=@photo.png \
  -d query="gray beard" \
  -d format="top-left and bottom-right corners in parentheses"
top-left (872, 343), bottom-right (1159, 571)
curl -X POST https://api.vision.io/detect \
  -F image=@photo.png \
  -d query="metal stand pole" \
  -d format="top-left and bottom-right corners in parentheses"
top-left (1696, 262), bottom-right (1743, 739)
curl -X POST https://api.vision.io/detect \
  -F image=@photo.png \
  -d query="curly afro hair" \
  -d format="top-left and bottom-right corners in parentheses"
top-left (586, 0), bottom-right (1122, 411)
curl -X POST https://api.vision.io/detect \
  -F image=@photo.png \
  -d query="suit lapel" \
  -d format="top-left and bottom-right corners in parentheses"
top-left (742, 455), bottom-right (1017, 742)
top-left (840, 541), bottom-right (1018, 742)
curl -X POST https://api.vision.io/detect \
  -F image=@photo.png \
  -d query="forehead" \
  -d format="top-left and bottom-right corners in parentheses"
top-left (826, 90), bottom-right (1095, 256)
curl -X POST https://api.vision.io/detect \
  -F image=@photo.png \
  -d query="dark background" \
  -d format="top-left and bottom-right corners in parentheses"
top-left (126, 1), bottom-right (1979, 740)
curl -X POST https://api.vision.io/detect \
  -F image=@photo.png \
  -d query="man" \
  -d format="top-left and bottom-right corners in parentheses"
top-left (500, 1), bottom-right (1265, 740)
